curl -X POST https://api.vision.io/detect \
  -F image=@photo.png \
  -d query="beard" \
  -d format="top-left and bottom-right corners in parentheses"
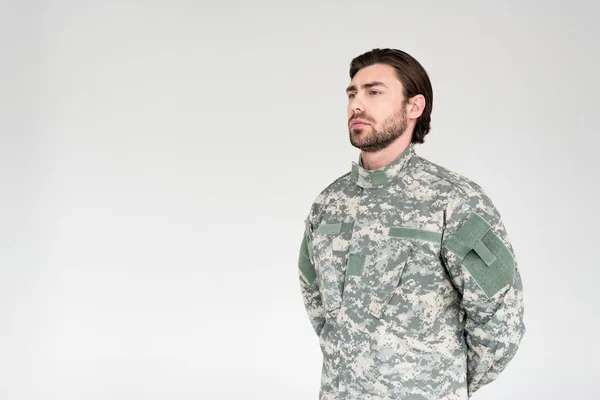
top-left (349, 107), bottom-right (408, 153)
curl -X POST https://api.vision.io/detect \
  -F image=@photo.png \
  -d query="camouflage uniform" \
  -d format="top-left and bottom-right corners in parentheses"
top-left (298, 143), bottom-right (525, 399)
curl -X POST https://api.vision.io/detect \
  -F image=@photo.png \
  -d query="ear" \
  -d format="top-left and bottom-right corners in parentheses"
top-left (406, 94), bottom-right (426, 119)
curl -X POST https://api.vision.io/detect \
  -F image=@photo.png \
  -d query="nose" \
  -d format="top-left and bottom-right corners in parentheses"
top-left (348, 96), bottom-right (365, 117)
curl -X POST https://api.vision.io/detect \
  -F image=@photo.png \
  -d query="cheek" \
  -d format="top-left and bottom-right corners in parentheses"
top-left (375, 108), bottom-right (396, 124)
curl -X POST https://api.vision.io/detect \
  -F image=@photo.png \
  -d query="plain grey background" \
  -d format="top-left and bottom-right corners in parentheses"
top-left (1, 1), bottom-right (599, 399)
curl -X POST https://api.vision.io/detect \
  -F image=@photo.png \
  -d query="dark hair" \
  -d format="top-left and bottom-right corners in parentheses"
top-left (349, 48), bottom-right (433, 143)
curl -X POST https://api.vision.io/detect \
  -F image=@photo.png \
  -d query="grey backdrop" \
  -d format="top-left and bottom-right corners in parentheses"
top-left (1, 1), bottom-right (599, 399)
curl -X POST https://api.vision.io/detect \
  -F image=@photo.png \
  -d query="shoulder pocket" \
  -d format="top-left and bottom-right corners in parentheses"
top-left (298, 234), bottom-right (316, 285)
top-left (444, 212), bottom-right (515, 298)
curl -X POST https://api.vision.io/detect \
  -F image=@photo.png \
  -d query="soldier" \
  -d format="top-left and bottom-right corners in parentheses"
top-left (298, 48), bottom-right (525, 399)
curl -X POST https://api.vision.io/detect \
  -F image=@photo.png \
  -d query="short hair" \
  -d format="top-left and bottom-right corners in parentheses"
top-left (349, 48), bottom-right (433, 143)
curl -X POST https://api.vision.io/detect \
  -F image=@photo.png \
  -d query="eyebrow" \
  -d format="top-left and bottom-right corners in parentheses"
top-left (345, 81), bottom-right (388, 93)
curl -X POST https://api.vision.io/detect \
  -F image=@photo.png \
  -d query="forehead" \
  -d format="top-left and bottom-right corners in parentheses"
top-left (350, 63), bottom-right (401, 88)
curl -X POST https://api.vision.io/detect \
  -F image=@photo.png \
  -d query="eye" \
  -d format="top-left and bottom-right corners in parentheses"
top-left (347, 93), bottom-right (355, 99)
top-left (369, 90), bottom-right (380, 95)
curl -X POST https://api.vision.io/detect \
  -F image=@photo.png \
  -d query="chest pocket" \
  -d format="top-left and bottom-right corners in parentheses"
top-left (367, 234), bottom-right (446, 337)
top-left (311, 221), bottom-right (351, 318)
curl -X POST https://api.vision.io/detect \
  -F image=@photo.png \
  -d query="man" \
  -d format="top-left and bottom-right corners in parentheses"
top-left (297, 48), bottom-right (525, 400)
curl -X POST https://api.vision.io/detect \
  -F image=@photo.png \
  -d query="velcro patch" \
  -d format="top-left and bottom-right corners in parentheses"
top-left (389, 226), bottom-right (442, 243)
top-left (445, 213), bottom-right (515, 298)
top-left (315, 222), bottom-right (342, 235)
top-left (346, 253), bottom-right (366, 276)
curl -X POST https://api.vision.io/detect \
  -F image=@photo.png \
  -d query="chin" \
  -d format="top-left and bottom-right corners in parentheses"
top-left (351, 127), bottom-right (370, 135)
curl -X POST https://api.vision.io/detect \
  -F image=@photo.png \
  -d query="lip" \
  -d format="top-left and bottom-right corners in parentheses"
top-left (350, 119), bottom-right (370, 127)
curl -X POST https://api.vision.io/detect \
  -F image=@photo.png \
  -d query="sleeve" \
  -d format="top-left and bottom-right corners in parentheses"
top-left (298, 215), bottom-right (326, 337)
top-left (441, 189), bottom-right (526, 396)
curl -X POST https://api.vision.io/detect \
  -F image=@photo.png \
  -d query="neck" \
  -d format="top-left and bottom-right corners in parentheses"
top-left (360, 134), bottom-right (412, 170)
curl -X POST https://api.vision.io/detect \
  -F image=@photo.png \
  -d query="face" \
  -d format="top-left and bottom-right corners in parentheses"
top-left (346, 63), bottom-right (408, 153)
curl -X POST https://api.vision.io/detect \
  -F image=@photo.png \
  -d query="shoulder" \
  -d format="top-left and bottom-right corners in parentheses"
top-left (411, 156), bottom-right (513, 258)
top-left (410, 154), bottom-right (487, 200)
top-left (312, 170), bottom-right (352, 204)
top-left (320, 170), bottom-right (352, 194)
top-left (304, 171), bottom-right (352, 220)
top-left (410, 154), bottom-right (503, 223)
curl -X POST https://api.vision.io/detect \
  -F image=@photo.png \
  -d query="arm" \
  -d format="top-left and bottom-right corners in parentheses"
top-left (441, 190), bottom-right (526, 396)
top-left (298, 217), bottom-right (326, 337)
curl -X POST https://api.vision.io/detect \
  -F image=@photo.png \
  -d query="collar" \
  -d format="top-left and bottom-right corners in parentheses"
top-left (350, 143), bottom-right (416, 189)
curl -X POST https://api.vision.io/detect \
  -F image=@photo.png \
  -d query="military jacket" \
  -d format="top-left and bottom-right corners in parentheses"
top-left (298, 143), bottom-right (525, 399)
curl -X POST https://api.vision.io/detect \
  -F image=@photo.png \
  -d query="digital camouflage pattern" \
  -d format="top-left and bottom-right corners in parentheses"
top-left (298, 143), bottom-right (525, 399)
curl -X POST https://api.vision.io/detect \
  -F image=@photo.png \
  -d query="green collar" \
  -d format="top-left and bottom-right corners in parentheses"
top-left (350, 143), bottom-right (415, 189)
